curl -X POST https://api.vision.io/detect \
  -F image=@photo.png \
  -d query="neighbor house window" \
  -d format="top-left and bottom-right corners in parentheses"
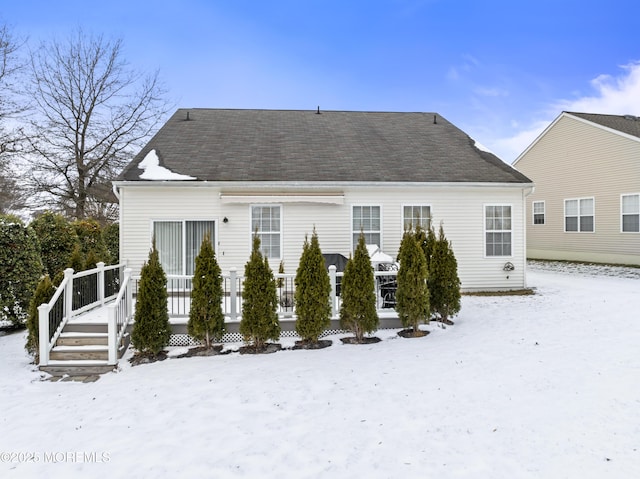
top-left (153, 220), bottom-right (215, 275)
top-left (353, 205), bottom-right (381, 249)
top-left (533, 201), bottom-right (545, 225)
top-left (485, 205), bottom-right (512, 256)
top-left (565, 198), bottom-right (594, 232)
top-left (621, 194), bottom-right (640, 232)
top-left (251, 205), bottom-right (281, 259)
top-left (403, 205), bottom-right (431, 231)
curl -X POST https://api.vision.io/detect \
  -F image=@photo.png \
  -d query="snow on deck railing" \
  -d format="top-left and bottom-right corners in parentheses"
top-left (38, 262), bottom-right (126, 366)
top-left (132, 265), bottom-right (398, 322)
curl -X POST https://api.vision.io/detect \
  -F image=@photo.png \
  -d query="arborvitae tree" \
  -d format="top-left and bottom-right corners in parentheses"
top-left (30, 211), bottom-right (80, 278)
top-left (131, 241), bottom-right (171, 355)
top-left (26, 274), bottom-right (56, 360)
top-left (68, 244), bottom-right (85, 272)
top-left (102, 222), bottom-right (119, 264)
top-left (187, 233), bottom-right (225, 348)
top-left (276, 260), bottom-right (285, 289)
top-left (339, 232), bottom-right (379, 341)
top-left (295, 230), bottom-right (331, 343)
top-left (0, 215), bottom-right (44, 326)
top-left (84, 250), bottom-right (99, 270)
top-left (429, 224), bottom-right (462, 323)
top-left (73, 218), bottom-right (109, 264)
top-left (419, 224), bottom-right (437, 272)
top-left (396, 230), bottom-right (430, 333)
top-left (240, 235), bottom-right (280, 349)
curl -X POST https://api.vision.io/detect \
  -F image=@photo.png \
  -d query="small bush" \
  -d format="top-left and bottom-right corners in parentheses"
top-left (187, 233), bottom-right (225, 348)
top-left (240, 235), bottom-right (280, 349)
top-left (339, 232), bottom-right (379, 341)
top-left (396, 230), bottom-right (430, 333)
top-left (131, 241), bottom-right (171, 355)
top-left (26, 274), bottom-right (56, 361)
top-left (429, 224), bottom-right (461, 323)
top-left (295, 230), bottom-right (331, 343)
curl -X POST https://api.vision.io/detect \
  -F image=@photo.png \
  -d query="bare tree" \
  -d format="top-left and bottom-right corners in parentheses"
top-left (25, 28), bottom-right (170, 221)
top-left (0, 23), bottom-right (28, 214)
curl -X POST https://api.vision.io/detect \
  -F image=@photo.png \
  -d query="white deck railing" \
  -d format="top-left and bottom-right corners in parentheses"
top-left (38, 262), bottom-right (126, 366)
top-left (133, 265), bottom-right (398, 321)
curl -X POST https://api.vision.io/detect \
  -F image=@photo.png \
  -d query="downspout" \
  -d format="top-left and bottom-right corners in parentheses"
top-left (523, 185), bottom-right (535, 288)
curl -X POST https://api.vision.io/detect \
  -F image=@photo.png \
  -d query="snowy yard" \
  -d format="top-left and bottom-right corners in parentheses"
top-left (1, 262), bottom-right (639, 478)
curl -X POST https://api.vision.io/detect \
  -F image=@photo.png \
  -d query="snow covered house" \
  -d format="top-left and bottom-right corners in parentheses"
top-left (514, 112), bottom-right (640, 265)
top-left (114, 108), bottom-right (533, 291)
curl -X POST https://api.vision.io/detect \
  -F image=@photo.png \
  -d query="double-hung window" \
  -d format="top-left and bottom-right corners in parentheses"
top-left (251, 205), bottom-right (281, 259)
top-left (621, 194), bottom-right (640, 232)
top-left (485, 205), bottom-right (512, 257)
top-left (403, 205), bottom-right (431, 231)
top-left (565, 198), bottom-right (594, 232)
top-left (353, 205), bottom-right (381, 249)
top-left (532, 201), bottom-right (545, 225)
top-left (153, 220), bottom-right (215, 276)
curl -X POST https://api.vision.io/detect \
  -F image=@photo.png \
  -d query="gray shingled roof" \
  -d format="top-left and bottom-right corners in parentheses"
top-left (568, 112), bottom-right (640, 139)
top-left (118, 109), bottom-right (532, 184)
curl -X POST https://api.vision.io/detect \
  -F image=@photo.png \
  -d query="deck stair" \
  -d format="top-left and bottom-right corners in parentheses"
top-left (40, 318), bottom-right (131, 377)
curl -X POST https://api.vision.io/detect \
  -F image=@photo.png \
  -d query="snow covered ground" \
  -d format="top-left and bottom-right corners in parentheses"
top-left (1, 262), bottom-right (639, 478)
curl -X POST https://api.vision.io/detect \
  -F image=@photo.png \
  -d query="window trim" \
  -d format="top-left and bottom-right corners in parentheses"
top-left (532, 200), bottom-right (545, 225)
top-left (250, 204), bottom-right (283, 261)
top-left (351, 204), bottom-right (383, 252)
top-left (401, 204), bottom-right (432, 232)
top-left (621, 193), bottom-right (640, 233)
top-left (484, 203), bottom-right (513, 258)
top-left (564, 197), bottom-right (595, 233)
top-left (151, 219), bottom-right (217, 276)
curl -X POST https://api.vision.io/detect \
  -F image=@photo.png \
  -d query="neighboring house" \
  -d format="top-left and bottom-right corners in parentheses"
top-left (114, 109), bottom-right (533, 291)
top-left (514, 111), bottom-right (640, 266)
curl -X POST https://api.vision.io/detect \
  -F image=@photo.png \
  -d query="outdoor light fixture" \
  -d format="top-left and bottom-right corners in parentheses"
top-left (223, 217), bottom-right (229, 223)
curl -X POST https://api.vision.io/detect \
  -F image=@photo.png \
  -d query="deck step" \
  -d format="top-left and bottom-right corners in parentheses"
top-left (50, 345), bottom-right (109, 361)
top-left (63, 322), bottom-right (109, 334)
top-left (40, 360), bottom-right (115, 377)
top-left (57, 332), bottom-right (108, 346)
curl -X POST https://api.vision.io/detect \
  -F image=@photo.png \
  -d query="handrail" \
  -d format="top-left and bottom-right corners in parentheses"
top-left (38, 262), bottom-right (127, 366)
top-left (107, 268), bottom-right (133, 365)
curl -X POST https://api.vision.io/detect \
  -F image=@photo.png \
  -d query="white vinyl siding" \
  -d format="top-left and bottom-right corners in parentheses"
top-left (621, 194), bottom-right (640, 232)
top-left (485, 205), bottom-right (512, 257)
top-left (514, 113), bottom-right (640, 265)
top-left (118, 184), bottom-right (529, 291)
top-left (403, 205), bottom-right (431, 231)
top-left (251, 205), bottom-right (282, 259)
top-left (565, 198), bottom-right (594, 232)
top-left (532, 201), bottom-right (545, 225)
top-left (352, 205), bottom-right (381, 249)
top-left (153, 220), bottom-right (215, 275)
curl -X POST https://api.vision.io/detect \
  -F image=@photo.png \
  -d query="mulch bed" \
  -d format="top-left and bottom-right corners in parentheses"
top-left (292, 339), bottom-right (332, 350)
top-left (176, 345), bottom-right (228, 358)
top-left (129, 351), bottom-right (168, 366)
top-left (239, 343), bottom-right (282, 355)
top-left (397, 328), bottom-right (430, 338)
top-left (340, 336), bottom-right (382, 345)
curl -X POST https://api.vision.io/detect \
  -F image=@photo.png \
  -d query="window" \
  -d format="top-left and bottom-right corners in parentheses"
top-left (485, 205), bottom-right (512, 256)
top-left (533, 201), bottom-right (545, 225)
top-left (403, 205), bottom-right (431, 231)
top-left (353, 205), bottom-right (381, 248)
top-left (622, 194), bottom-right (640, 232)
top-left (251, 205), bottom-right (281, 259)
top-left (153, 220), bottom-right (215, 275)
top-left (565, 198), bottom-right (594, 232)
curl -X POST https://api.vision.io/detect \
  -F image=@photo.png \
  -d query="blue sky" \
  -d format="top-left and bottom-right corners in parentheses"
top-left (3, 0), bottom-right (640, 162)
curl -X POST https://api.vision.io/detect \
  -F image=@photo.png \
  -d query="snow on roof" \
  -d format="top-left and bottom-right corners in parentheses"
top-left (138, 149), bottom-right (196, 181)
top-left (472, 138), bottom-right (495, 154)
